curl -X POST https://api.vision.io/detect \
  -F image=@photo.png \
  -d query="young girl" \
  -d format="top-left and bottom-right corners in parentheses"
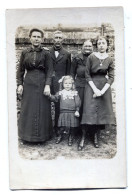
top-left (79, 36), bottom-right (115, 150)
top-left (49, 75), bottom-right (81, 146)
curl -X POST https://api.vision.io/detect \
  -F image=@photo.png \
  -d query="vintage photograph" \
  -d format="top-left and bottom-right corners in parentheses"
top-left (7, 7), bottom-right (126, 189)
top-left (16, 24), bottom-right (116, 160)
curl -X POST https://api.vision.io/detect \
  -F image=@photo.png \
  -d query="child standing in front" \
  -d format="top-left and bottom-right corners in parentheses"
top-left (49, 75), bottom-right (81, 146)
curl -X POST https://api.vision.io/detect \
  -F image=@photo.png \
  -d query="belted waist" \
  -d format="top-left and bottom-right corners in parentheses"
top-left (60, 109), bottom-right (75, 113)
top-left (27, 68), bottom-right (45, 72)
top-left (26, 69), bottom-right (46, 77)
top-left (76, 76), bottom-right (85, 79)
top-left (91, 73), bottom-right (106, 78)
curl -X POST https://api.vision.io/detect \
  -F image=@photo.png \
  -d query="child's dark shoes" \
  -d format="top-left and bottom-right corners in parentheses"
top-left (55, 135), bottom-right (62, 144)
top-left (68, 136), bottom-right (73, 146)
top-left (78, 144), bottom-right (84, 151)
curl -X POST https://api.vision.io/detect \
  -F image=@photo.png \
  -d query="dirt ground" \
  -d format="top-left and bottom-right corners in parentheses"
top-left (18, 125), bottom-right (116, 160)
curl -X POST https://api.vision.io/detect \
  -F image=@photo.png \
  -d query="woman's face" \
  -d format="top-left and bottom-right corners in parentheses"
top-left (63, 79), bottom-right (72, 91)
top-left (30, 31), bottom-right (43, 47)
top-left (82, 41), bottom-right (93, 54)
top-left (97, 38), bottom-right (107, 53)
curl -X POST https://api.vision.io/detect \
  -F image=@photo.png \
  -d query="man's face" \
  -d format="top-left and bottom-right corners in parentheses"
top-left (53, 33), bottom-right (63, 48)
top-left (30, 31), bottom-right (43, 47)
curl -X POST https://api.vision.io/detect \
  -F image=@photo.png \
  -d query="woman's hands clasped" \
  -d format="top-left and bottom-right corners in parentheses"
top-left (93, 83), bottom-right (110, 98)
top-left (93, 88), bottom-right (103, 98)
top-left (89, 81), bottom-right (103, 98)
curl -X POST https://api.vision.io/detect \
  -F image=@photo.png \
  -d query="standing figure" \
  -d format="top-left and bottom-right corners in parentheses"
top-left (71, 40), bottom-right (93, 137)
top-left (80, 36), bottom-right (115, 150)
top-left (49, 76), bottom-right (81, 146)
top-left (17, 28), bottom-right (53, 143)
top-left (49, 30), bottom-right (71, 135)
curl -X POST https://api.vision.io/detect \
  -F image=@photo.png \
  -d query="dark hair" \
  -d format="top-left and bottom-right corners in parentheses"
top-left (96, 36), bottom-right (109, 47)
top-left (29, 28), bottom-right (44, 38)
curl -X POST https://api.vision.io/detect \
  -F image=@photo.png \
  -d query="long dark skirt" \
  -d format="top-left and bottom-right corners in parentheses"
top-left (81, 75), bottom-right (115, 125)
top-left (76, 86), bottom-right (85, 121)
top-left (51, 76), bottom-right (60, 129)
top-left (18, 70), bottom-right (53, 142)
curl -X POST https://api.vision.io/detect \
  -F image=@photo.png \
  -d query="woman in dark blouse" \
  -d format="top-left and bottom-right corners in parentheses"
top-left (17, 28), bottom-right (53, 143)
top-left (79, 36), bottom-right (115, 150)
top-left (71, 40), bottom-right (93, 119)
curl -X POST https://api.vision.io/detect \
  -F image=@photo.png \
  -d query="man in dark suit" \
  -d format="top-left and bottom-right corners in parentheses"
top-left (50, 30), bottom-right (71, 138)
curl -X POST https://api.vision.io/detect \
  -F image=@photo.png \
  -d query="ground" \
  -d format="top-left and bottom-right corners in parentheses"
top-left (18, 125), bottom-right (116, 160)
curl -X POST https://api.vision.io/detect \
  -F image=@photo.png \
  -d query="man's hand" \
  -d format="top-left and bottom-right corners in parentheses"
top-left (43, 85), bottom-right (50, 96)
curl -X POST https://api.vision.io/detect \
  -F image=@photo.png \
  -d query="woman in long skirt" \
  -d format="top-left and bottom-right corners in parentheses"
top-left (79, 36), bottom-right (115, 150)
top-left (17, 28), bottom-right (53, 143)
top-left (71, 40), bottom-right (93, 121)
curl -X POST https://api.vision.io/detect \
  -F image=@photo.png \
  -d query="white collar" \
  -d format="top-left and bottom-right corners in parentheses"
top-left (59, 89), bottom-right (78, 100)
top-left (62, 89), bottom-right (71, 93)
top-left (93, 52), bottom-right (108, 60)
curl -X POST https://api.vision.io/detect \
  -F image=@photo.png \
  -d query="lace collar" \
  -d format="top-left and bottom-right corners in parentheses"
top-left (93, 52), bottom-right (108, 60)
top-left (59, 89), bottom-right (78, 100)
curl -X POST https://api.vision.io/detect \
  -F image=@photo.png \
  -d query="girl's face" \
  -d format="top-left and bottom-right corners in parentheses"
top-left (97, 38), bottom-right (107, 53)
top-left (63, 79), bottom-right (72, 91)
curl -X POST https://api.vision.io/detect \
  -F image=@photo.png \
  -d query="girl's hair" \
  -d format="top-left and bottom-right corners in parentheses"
top-left (59, 75), bottom-right (75, 91)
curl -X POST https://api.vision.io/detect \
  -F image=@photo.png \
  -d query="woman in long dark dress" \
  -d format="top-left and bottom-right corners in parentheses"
top-left (79, 36), bottom-right (115, 150)
top-left (17, 28), bottom-right (53, 143)
top-left (71, 40), bottom-right (93, 121)
top-left (71, 40), bottom-right (93, 147)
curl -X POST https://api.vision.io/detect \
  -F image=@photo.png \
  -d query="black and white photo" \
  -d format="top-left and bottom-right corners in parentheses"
top-left (6, 7), bottom-right (126, 189)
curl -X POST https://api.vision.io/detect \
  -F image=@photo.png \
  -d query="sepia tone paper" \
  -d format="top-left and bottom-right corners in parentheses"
top-left (6, 7), bottom-right (126, 189)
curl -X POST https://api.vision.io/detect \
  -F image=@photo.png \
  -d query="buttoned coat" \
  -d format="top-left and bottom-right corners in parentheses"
top-left (71, 52), bottom-right (90, 120)
top-left (49, 47), bottom-right (71, 93)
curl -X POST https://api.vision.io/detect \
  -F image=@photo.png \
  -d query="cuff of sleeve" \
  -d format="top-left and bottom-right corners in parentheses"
top-left (76, 107), bottom-right (80, 112)
top-left (45, 78), bottom-right (51, 86)
top-left (17, 81), bottom-right (23, 87)
top-left (107, 79), bottom-right (114, 85)
top-left (86, 78), bottom-right (93, 83)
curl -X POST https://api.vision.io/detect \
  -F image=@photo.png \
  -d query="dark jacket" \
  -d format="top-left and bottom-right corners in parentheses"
top-left (71, 52), bottom-right (88, 87)
top-left (49, 47), bottom-right (71, 93)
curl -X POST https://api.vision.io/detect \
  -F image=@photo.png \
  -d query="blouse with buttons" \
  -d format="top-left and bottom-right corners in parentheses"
top-left (17, 46), bottom-right (53, 86)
